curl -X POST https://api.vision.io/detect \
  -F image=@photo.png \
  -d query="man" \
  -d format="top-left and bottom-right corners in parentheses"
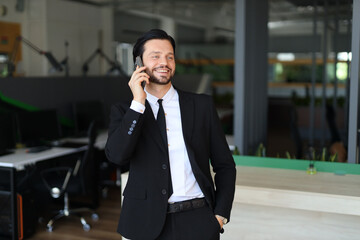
top-left (105, 29), bottom-right (236, 240)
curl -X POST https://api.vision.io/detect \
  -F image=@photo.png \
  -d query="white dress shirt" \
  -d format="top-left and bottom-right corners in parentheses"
top-left (130, 85), bottom-right (204, 203)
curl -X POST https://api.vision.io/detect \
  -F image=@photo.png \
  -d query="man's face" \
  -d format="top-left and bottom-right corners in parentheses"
top-left (142, 39), bottom-right (175, 85)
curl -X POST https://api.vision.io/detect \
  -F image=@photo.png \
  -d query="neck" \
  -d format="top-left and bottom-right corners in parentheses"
top-left (146, 82), bottom-right (172, 99)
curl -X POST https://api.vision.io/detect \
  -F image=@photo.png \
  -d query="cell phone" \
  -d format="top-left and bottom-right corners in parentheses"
top-left (135, 56), bottom-right (146, 88)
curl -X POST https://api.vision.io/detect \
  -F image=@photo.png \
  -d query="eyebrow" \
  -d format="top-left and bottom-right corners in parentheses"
top-left (148, 51), bottom-right (174, 56)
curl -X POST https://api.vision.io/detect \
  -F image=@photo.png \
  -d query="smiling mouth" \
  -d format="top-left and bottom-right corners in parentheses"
top-left (154, 67), bottom-right (171, 73)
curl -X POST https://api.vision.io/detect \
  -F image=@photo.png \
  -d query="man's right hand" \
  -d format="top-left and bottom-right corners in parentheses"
top-left (128, 66), bottom-right (149, 105)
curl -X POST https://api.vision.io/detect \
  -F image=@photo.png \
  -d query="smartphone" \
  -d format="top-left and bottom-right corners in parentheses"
top-left (135, 56), bottom-right (146, 88)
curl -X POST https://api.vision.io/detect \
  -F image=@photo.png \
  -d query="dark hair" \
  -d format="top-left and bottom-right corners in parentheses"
top-left (132, 29), bottom-right (176, 63)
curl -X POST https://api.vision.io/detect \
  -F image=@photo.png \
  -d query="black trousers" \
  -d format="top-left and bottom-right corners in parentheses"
top-left (155, 206), bottom-right (221, 240)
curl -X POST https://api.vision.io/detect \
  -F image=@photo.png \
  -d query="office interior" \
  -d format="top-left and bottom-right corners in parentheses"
top-left (1, 0), bottom-right (360, 239)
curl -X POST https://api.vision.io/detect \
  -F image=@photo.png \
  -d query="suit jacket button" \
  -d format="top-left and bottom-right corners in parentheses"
top-left (162, 164), bottom-right (167, 170)
top-left (162, 189), bottom-right (167, 195)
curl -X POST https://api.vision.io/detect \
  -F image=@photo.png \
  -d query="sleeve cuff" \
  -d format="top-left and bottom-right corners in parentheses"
top-left (130, 100), bottom-right (145, 114)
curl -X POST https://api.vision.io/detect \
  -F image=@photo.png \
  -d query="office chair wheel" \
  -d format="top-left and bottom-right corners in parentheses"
top-left (83, 223), bottom-right (91, 232)
top-left (46, 225), bottom-right (54, 232)
top-left (91, 213), bottom-right (99, 221)
top-left (102, 187), bottom-right (108, 198)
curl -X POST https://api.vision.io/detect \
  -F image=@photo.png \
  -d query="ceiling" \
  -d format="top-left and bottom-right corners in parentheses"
top-left (66, 0), bottom-right (353, 38)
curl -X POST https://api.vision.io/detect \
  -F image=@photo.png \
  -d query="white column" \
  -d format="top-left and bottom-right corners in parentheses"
top-left (160, 17), bottom-right (176, 41)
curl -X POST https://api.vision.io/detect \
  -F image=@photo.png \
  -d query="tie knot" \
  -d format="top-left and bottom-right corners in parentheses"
top-left (158, 99), bottom-right (163, 105)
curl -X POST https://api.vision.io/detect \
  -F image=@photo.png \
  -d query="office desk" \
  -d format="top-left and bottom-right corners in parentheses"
top-left (60, 130), bottom-right (108, 150)
top-left (0, 147), bottom-right (88, 170)
top-left (0, 145), bottom-right (88, 240)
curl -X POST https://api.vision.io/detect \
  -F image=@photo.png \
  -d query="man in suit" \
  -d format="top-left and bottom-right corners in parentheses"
top-left (105, 29), bottom-right (236, 240)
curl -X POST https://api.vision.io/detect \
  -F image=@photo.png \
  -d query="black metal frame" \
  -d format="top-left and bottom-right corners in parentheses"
top-left (7, 36), bottom-right (63, 77)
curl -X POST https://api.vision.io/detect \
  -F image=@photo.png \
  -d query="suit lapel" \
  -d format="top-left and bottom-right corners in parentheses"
top-left (178, 90), bottom-right (194, 144)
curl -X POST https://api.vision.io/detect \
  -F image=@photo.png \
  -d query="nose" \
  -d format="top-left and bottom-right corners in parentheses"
top-left (159, 56), bottom-right (169, 66)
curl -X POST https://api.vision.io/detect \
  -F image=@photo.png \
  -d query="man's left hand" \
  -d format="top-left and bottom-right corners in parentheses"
top-left (215, 215), bottom-right (224, 230)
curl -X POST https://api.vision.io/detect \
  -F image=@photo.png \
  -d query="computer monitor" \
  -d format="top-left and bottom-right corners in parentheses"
top-left (73, 100), bottom-right (105, 136)
top-left (0, 113), bottom-right (17, 156)
top-left (16, 109), bottom-right (61, 147)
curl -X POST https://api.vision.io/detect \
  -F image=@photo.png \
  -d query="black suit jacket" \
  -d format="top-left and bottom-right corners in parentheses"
top-left (105, 89), bottom-right (236, 240)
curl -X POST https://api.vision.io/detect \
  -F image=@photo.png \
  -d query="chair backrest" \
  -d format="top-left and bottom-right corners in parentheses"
top-left (78, 120), bottom-right (98, 196)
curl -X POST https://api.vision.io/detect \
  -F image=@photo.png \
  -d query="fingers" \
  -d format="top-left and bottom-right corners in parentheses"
top-left (128, 66), bottom-right (149, 105)
top-left (129, 66), bottom-right (148, 87)
top-left (135, 65), bottom-right (146, 73)
top-left (215, 215), bottom-right (224, 230)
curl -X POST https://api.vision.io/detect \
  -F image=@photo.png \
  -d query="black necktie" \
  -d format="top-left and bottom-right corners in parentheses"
top-left (157, 99), bottom-right (173, 196)
top-left (157, 99), bottom-right (168, 146)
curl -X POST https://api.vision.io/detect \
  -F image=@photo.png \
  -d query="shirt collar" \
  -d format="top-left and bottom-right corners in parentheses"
top-left (145, 84), bottom-right (176, 105)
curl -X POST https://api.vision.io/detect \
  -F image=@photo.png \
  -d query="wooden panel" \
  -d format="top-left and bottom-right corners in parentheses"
top-left (235, 166), bottom-right (360, 198)
top-left (235, 185), bottom-right (360, 216)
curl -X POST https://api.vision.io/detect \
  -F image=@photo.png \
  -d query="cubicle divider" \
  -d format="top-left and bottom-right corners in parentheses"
top-left (0, 76), bottom-right (132, 129)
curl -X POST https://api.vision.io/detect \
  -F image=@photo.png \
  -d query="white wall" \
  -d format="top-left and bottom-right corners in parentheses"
top-left (0, 0), bottom-right (25, 23)
top-left (0, 0), bottom-right (114, 76)
top-left (25, 0), bottom-right (47, 76)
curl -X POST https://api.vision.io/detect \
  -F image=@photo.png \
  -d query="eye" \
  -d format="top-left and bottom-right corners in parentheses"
top-left (167, 56), bottom-right (174, 60)
top-left (152, 55), bottom-right (159, 59)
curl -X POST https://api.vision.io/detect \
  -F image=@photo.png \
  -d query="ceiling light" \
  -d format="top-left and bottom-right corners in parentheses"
top-left (338, 52), bottom-right (352, 61)
top-left (277, 53), bottom-right (295, 61)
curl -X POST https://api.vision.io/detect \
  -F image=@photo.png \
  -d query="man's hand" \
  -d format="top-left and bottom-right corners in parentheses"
top-left (128, 66), bottom-right (149, 105)
top-left (215, 215), bottom-right (224, 230)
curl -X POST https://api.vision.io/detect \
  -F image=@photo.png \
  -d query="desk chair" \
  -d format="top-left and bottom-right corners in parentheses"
top-left (40, 120), bottom-right (99, 232)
